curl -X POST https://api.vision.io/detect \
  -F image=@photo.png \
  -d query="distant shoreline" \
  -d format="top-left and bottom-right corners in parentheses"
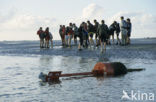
top-left (0, 37), bottom-right (156, 42)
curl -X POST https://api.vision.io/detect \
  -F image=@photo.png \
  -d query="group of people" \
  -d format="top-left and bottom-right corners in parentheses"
top-left (37, 27), bottom-right (53, 48)
top-left (37, 16), bottom-right (132, 53)
top-left (59, 16), bottom-right (132, 52)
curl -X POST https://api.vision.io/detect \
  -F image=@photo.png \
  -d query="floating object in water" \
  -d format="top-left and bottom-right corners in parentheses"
top-left (39, 62), bottom-right (144, 82)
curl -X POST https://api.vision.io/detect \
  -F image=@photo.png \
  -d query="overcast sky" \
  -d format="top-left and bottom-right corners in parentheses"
top-left (0, 0), bottom-right (156, 41)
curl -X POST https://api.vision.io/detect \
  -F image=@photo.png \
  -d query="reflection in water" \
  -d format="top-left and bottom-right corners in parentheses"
top-left (61, 75), bottom-right (93, 81)
top-left (39, 81), bottom-right (62, 86)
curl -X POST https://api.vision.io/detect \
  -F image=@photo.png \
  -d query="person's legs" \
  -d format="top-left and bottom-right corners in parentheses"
top-left (45, 39), bottom-right (47, 48)
top-left (40, 39), bottom-right (44, 48)
top-left (40, 38), bottom-right (42, 48)
top-left (122, 34), bottom-right (127, 45)
top-left (121, 30), bottom-right (125, 45)
top-left (128, 36), bottom-right (131, 44)
top-left (74, 35), bottom-right (77, 45)
top-left (104, 42), bottom-right (106, 52)
top-left (50, 39), bottom-right (53, 48)
top-left (103, 36), bottom-right (107, 53)
top-left (116, 35), bottom-right (118, 45)
top-left (84, 34), bottom-right (88, 48)
top-left (125, 34), bottom-right (127, 45)
top-left (46, 39), bottom-right (49, 48)
top-left (100, 40), bottom-right (103, 52)
top-left (108, 35), bottom-right (111, 45)
top-left (95, 33), bottom-right (98, 46)
top-left (39, 36), bottom-right (42, 48)
top-left (126, 36), bottom-right (129, 44)
top-left (68, 35), bottom-right (72, 47)
top-left (127, 33), bottom-right (131, 44)
top-left (60, 33), bottom-right (63, 45)
top-left (100, 36), bottom-right (105, 53)
top-left (62, 34), bottom-right (65, 46)
top-left (112, 34), bottom-right (114, 44)
top-left (90, 37), bottom-right (95, 47)
top-left (89, 32), bottom-right (94, 48)
top-left (116, 33), bottom-right (121, 45)
top-left (65, 35), bottom-right (68, 46)
top-left (78, 35), bottom-right (83, 50)
top-left (86, 34), bottom-right (89, 48)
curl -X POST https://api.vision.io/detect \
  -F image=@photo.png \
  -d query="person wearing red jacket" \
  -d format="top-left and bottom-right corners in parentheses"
top-left (62, 25), bottom-right (66, 46)
top-left (37, 27), bottom-right (44, 48)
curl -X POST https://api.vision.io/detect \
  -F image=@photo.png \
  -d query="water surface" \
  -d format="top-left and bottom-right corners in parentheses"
top-left (0, 39), bottom-right (156, 102)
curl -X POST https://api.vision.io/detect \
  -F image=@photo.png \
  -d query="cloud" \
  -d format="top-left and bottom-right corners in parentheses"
top-left (66, 3), bottom-right (105, 26)
top-left (81, 3), bottom-right (156, 38)
top-left (0, 4), bottom-right (156, 41)
top-left (0, 10), bottom-right (60, 40)
top-left (109, 11), bottom-right (156, 38)
top-left (82, 3), bottom-right (104, 21)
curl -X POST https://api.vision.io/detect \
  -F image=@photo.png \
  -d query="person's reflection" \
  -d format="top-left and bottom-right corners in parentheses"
top-left (38, 56), bottom-right (53, 72)
top-left (98, 54), bottom-right (109, 62)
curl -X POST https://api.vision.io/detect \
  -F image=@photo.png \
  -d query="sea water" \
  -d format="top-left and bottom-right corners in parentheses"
top-left (0, 38), bottom-right (156, 102)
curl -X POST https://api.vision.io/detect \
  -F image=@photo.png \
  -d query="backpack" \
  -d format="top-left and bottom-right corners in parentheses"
top-left (99, 24), bottom-right (108, 36)
top-left (115, 23), bottom-right (120, 32)
top-left (89, 24), bottom-right (94, 32)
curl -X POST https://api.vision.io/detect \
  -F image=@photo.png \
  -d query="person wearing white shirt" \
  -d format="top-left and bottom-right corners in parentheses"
top-left (120, 16), bottom-right (127, 46)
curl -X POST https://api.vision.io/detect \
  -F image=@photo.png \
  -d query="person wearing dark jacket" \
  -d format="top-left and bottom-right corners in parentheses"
top-left (114, 21), bottom-right (121, 45)
top-left (59, 25), bottom-right (63, 45)
top-left (87, 20), bottom-right (95, 48)
top-left (78, 22), bottom-right (84, 50)
top-left (94, 19), bottom-right (100, 46)
top-left (126, 18), bottom-right (132, 44)
top-left (108, 23), bottom-right (116, 45)
top-left (37, 27), bottom-right (45, 48)
top-left (98, 20), bottom-right (109, 53)
top-left (44, 27), bottom-right (50, 48)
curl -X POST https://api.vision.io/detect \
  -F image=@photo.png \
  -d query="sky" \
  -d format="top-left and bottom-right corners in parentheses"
top-left (0, 0), bottom-right (156, 41)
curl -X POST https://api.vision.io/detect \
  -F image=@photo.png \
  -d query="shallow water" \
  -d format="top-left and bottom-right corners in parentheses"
top-left (0, 39), bottom-right (156, 102)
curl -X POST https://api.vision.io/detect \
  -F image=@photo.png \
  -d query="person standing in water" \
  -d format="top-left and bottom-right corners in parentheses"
top-left (37, 27), bottom-right (45, 48)
top-left (126, 18), bottom-right (132, 45)
top-left (120, 16), bottom-right (127, 46)
top-left (98, 20), bottom-right (109, 53)
top-left (114, 21), bottom-right (121, 45)
top-left (87, 20), bottom-right (95, 48)
top-left (44, 27), bottom-right (50, 48)
top-left (59, 25), bottom-right (63, 45)
top-left (78, 22), bottom-right (84, 50)
top-left (73, 23), bottom-right (79, 45)
top-left (49, 31), bottom-right (53, 48)
top-left (94, 19), bottom-right (100, 46)
top-left (68, 23), bottom-right (74, 47)
top-left (108, 22), bottom-right (116, 45)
